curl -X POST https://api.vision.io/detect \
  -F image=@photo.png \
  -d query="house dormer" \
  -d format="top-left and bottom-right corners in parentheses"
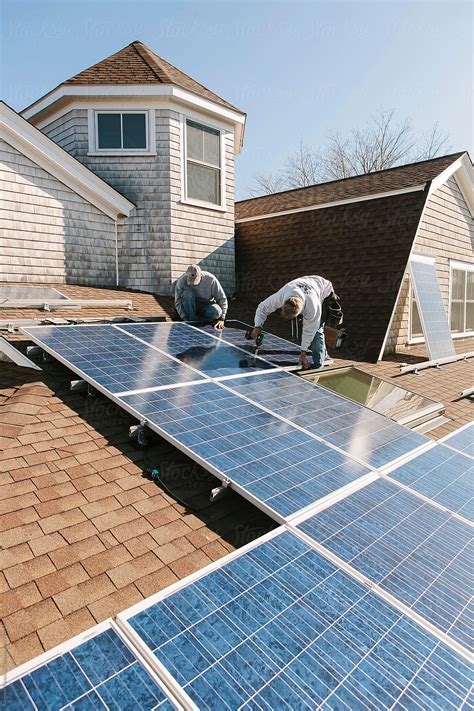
top-left (22, 41), bottom-right (246, 294)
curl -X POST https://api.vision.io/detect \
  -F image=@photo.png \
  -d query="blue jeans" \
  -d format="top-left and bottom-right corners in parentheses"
top-left (181, 288), bottom-right (222, 322)
top-left (310, 325), bottom-right (325, 368)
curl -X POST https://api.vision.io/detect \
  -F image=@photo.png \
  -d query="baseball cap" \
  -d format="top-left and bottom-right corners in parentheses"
top-left (186, 265), bottom-right (202, 285)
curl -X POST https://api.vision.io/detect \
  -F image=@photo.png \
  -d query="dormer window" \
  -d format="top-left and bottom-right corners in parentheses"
top-left (88, 110), bottom-right (155, 155)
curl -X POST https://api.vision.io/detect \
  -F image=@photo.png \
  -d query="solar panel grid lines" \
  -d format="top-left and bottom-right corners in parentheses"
top-left (381, 442), bottom-right (474, 524)
top-left (292, 479), bottom-right (473, 657)
top-left (115, 322), bottom-right (279, 379)
top-left (409, 257), bottom-right (456, 361)
top-left (119, 380), bottom-right (375, 522)
top-left (20, 324), bottom-right (206, 395)
top-left (224, 370), bottom-right (430, 469)
top-left (440, 423), bottom-right (474, 459)
top-left (1, 620), bottom-right (182, 710)
top-left (117, 528), bottom-right (473, 711)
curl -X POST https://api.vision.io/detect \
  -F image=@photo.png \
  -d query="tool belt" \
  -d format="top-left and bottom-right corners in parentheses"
top-left (322, 292), bottom-right (343, 328)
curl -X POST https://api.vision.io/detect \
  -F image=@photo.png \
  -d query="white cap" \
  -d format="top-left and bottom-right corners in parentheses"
top-left (186, 265), bottom-right (202, 285)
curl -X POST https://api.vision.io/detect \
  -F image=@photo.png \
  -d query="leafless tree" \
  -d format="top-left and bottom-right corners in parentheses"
top-left (247, 109), bottom-right (451, 197)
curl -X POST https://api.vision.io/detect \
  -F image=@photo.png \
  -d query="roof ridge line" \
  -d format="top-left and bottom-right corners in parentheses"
top-left (236, 151), bottom-right (466, 205)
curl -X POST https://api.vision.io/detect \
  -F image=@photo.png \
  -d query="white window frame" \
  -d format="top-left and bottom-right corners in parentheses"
top-left (180, 114), bottom-right (226, 211)
top-left (448, 259), bottom-right (474, 338)
top-left (408, 281), bottom-right (425, 344)
top-left (88, 109), bottom-right (156, 156)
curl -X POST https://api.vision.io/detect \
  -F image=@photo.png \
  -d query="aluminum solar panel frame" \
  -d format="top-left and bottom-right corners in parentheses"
top-left (440, 423), bottom-right (474, 459)
top-left (409, 255), bottom-right (456, 360)
top-left (1, 619), bottom-right (182, 710)
top-left (381, 441), bottom-right (473, 523)
top-left (195, 319), bottom-right (302, 367)
top-left (119, 381), bottom-right (375, 523)
top-left (225, 370), bottom-right (429, 469)
top-left (115, 322), bottom-right (280, 379)
top-left (20, 324), bottom-right (206, 395)
top-left (117, 527), bottom-right (472, 711)
top-left (292, 478), bottom-right (473, 655)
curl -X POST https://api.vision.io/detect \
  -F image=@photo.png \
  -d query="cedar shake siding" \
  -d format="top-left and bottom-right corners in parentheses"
top-left (386, 175), bottom-right (474, 350)
top-left (40, 108), bottom-right (236, 295)
top-left (0, 138), bottom-right (117, 285)
top-left (235, 190), bottom-right (428, 362)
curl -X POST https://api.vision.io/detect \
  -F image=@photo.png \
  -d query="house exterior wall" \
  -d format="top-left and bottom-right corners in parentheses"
top-left (0, 138), bottom-right (117, 285)
top-left (385, 176), bottom-right (474, 352)
top-left (40, 106), bottom-right (236, 296)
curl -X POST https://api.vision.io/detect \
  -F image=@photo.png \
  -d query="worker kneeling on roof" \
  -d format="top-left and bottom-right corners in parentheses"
top-left (175, 265), bottom-right (227, 330)
top-left (251, 275), bottom-right (342, 370)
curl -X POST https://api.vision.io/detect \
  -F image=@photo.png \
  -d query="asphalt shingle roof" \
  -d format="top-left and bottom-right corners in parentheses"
top-left (63, 40), bottom-right (243, 113)
top-left (236, 152), bottom-right (465, 219)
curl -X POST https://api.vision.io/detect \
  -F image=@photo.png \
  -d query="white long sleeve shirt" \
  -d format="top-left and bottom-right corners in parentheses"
top-left (254, 275), bottom-right (334, 351)
top-left (175, 271), bottom-right (228, 320)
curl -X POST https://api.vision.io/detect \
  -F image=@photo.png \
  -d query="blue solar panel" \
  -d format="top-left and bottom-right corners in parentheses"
top-left (122, 530), bottom-right (472, 710)
top-left (1, 626), bottom-right (178, 710)
top-left (196, 320), bottom-right (302, 366)
top-left (386, 444), bottom-right (473, 521)
top-left (409, 258), bottom-right (455, 360)
top-left (226, 371), bottom-right (429, 469)
top-left (22, 325), bottom-right (204, 394)
top-left (297, 479), bottom-right (473, 651)
top-left (119, 382), bottom-right (371, 520)
top-left (442, 423), bottom-right (474, 458)
top-left (116, 322), bottom-right (277, 378)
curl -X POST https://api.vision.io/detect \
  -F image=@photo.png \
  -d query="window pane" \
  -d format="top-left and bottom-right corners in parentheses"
top-left (187, 122), bottom-right (204, 162)
top-left (97, 114), bottom-right (121, 149)
top-left (122, 114), bottom-right (146, 149)
top-left (467, 271), bottom-right (474, 301)
top-left (466, 302), bottom-right (474, 331)
top-left (450, 301), bottom-right (464, 333)
top-left (203, 128), bottom-right (220, 166)
top-left (411, 293), bottom-right (423, 337)
top-left (451, 269), bottom-right (465, 300)
top-left (187, 162), bottom-right (220, 204)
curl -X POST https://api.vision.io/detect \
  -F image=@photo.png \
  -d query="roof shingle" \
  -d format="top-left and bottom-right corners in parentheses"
top-left (63, 40), bottom-right (243, 113)
top-left (236, 152), bottom-right (466, 220)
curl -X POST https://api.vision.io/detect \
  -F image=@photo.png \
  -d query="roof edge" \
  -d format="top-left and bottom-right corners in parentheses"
top-left (0, 101), bottom-right (135, 219)
top-left (235, 183), bottom-right (427, 224)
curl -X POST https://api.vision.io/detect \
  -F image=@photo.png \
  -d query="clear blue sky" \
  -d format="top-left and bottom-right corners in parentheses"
top-left (1, 0), bottom-right (472, 199)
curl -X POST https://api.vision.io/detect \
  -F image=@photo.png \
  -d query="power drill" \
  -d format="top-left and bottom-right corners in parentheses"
top-left (245, 329), bottom-right (264, 348)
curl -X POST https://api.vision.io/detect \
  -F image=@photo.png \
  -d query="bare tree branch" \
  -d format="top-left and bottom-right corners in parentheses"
top-left (246, 109), bottom-right (451, 197)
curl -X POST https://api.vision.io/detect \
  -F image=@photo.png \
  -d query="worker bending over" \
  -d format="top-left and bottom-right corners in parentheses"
top-left (175, 265), bottom-right (227, 330)
top-left (251, 275), bottom-right (342, 369)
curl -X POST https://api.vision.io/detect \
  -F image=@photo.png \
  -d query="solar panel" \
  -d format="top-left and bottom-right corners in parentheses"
top-left (296, 479), bottom-right (473, 651)
top-left (226, 371), bottom-right (429, 469)
top-left (196, 320), bottom-right (302, 366)
top-left (116, 322), bottom-right (277, 378)
top-left (119, 381), bottom-right (372, 521)
top-left (441, 423), bottom-right (474, 459)
top-left (384, 443), bottom-right (473, 522)
top-left (409, 257), bottom-right (455, 360)
top-left (21, 325), bottom-right (205, 394)
top-left (1, 623), bottom-right (180, 710)
top-left (119, 529), bottom-right (472, 710)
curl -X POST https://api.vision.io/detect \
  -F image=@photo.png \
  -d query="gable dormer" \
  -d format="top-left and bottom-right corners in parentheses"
top-left (22, 41), bottom-right (246, 295)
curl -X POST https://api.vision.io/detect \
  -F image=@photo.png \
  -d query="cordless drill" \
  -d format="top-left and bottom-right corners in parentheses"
top-left (245, 329), bottom-right (264, 348)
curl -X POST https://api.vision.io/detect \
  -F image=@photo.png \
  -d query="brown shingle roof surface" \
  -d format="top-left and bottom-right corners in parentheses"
top-left (63, 40), bottom-right (242, 113)
top-left (235, 189), bottom-right (428, 361)
top-left (236, 153), bottom-right (465, 219)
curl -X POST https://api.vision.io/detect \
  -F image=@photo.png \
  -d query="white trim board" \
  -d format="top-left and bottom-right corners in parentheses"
top-left (21, 84), bottom-right (246, 155)
top-left (235, 184), bottom-right (426, 224)
top-left (0, 101), bottom-right (135, 220)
